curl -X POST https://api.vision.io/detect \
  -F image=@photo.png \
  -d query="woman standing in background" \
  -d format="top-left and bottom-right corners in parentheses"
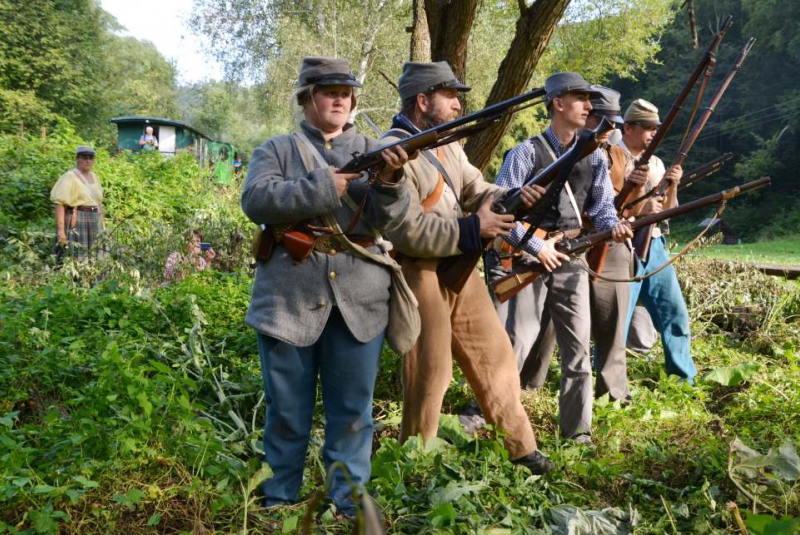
top-left (50, 145), bottom-right (106, 260)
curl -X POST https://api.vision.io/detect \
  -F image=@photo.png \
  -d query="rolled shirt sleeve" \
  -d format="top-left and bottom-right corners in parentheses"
top-left (495, 142), bottom-right (546, 255)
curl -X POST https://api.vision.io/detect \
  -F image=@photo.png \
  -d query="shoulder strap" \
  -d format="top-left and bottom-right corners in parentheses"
top-left (293, 132), bottom-right (328, 170)
top-left (534, 134), bottom-right (558, 162)
top-left (420, 146), bottom-right (445, 213)
top-left (293, 132), bottom-right (383, 240)
top-left (386, 127), bottom-right (460, 206)
top-left (533, 135), bottom-right (581, 219)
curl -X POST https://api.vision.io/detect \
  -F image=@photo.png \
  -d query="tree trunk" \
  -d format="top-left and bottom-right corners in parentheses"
top-left (409, 0), bottom-right (431, 62)
top-left (424, 0), bottom-right (479, 83)
top-left (464, 0), bottom-right (571, 171)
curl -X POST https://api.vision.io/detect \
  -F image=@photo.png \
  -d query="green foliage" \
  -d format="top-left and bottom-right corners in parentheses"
top-left (0, 126), bottom-right (85, 230)
top-left (104, 37), bottom-right (179, 121)
top-left (703, 362), bottom-right (760, 386)
top-left (0, 0), bottom-right (179, 141)
top-left (0, 272), bottom-right (262, 533)
top-left (0, 89), bottom-right (66, 135)
top-left (0, 0), bottom-right (111, 137)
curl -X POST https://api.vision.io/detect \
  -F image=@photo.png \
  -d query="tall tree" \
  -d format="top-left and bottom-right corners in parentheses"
top-left (464, 0), bottom-right (570, 170)
top-left (424, 0), bottom-right (480, 82)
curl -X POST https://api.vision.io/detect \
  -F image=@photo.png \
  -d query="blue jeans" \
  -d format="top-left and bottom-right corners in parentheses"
top-left (257, 307), bottom-right (384, 512)
top-left (624, 237), bottom-right (697, 383)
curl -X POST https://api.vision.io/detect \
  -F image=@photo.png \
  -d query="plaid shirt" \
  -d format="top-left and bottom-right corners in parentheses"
top-left (496, 127), bottom-right (619, 255)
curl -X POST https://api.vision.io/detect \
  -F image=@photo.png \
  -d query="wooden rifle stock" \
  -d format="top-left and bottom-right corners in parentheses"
top-left (614, 16), bottom-right (733, 214)
top-left (492, 177), bottom-right (770, 303)
top-left (436, 118), bottom-right (614, 293)
top-left (633, 37), bottom-right (756, 261)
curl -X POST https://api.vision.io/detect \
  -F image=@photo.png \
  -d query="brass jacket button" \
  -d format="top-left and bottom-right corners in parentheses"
top-left (329, 271), bottom-right (337, 280)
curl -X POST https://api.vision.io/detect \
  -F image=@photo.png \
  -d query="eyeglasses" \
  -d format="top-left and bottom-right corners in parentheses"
top-left (77, 155), bottom-right (95, 160)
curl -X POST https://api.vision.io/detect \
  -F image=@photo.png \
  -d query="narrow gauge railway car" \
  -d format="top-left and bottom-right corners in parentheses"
top-left (109, 116), bottom-right (236, 185)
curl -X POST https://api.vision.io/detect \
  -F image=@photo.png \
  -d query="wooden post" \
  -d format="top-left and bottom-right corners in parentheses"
top-left (41, 126), bottom-right (47, 140)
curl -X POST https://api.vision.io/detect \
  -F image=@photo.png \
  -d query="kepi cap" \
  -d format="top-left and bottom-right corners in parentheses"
top-left (624, 98), bottom-right (661, 127)
top-left (298, 56), bottom-right (362, 88)
top-left (544, 73), bottom-right (602, 105)
top-left (398, 61), bottom-right (471, 102)
top-left (589, 85), bottom-right (624, 125)
top-left (76, 145), bottom-right (96, 157)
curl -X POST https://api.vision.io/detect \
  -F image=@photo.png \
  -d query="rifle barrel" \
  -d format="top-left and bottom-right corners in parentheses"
top-left (338, 87), bottom-right (546, 173)
top-left (671, 38), bottom-right (756, 170)
top-left (614, 16), bottom-right (734, 211)
top-left (568, 176), bottom-right (770, 254)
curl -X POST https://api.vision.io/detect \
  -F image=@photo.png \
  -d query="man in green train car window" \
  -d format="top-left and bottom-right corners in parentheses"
top-left (139, 126), bottom-right (159, 151)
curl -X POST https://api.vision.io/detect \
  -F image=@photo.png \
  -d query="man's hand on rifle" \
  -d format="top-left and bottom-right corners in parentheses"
top-left (663, 164), bottom-right (683, 185)
top-left (611, 219), bottom-right (634, 242)
top-left (640, 195), bottom-right (664, 216)
top-left (332, 170), bottom-right (362, 198)
top-left (518, 185), bottom-right (546, 208)
top-left (375, 145), bottom-right (414, 184)
top-left (536, 235), bottom-right (570, 272)
top-left (477, 196), bottom-right (516, 239)
top-left (628, 165), bottom-right (649, 187)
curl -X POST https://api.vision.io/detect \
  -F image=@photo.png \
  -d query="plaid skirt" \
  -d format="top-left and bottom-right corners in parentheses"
top-left (66, 209), bottom-right (105, 260)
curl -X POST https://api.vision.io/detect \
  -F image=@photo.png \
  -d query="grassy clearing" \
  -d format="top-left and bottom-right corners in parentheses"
top-left (675, 235), bottom-right (800, 266)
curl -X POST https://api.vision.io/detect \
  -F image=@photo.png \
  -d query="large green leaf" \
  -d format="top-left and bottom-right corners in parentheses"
top-left (703, 362), bottom-right (760, 386)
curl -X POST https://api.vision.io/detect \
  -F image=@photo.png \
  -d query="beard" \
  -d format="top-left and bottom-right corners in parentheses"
top-left (419, 107), bottom-right (457, 129)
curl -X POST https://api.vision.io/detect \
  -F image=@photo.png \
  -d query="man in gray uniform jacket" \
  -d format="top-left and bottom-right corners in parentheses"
top-left (241, 56), bottom-right (410, 515)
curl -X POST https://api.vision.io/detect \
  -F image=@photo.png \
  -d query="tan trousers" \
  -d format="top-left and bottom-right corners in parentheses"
top-left (399, 257), bottom-right (538, 459)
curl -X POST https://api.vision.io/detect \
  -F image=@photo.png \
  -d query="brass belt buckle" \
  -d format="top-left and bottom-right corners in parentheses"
top-left (314, 234), bottom-right (338, 256)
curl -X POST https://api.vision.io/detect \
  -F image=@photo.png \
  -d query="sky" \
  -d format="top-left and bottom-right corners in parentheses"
top-left (99, 0), bottom-right (223, 84)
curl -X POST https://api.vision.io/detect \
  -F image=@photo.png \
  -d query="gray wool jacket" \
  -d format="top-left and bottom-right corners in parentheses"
top-left (241, 121), bottom-right (410, 346)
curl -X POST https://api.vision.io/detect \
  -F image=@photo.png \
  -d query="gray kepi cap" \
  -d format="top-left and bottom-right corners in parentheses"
top-left (75, 145), bottom-right (96, 157)
top-left (398, 61), bottom-right (471, 102)
top-left (589, 85), bottom-right (624, 125)
top-left (298, 56), bottom-right (362, 88)
top-left (544, 72), bottom-right (603, 107)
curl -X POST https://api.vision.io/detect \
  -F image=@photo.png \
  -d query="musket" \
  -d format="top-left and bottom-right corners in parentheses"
top-left (435, 117), bottom-right (616, 294)
top-left (624, 152), bottom-right (733, 211)
top-left (613, 16), bottom-right (733, 213)
top-left (338, 87), bottom-right (547, 174)
top-left (585, 18), bottom-right (734, 282)
top-left (491, 177), bottom-right (770, 303)
top-left (631, 37), bottom-right (756, 261)
top-left (678, 152), bottom-right (733, 192)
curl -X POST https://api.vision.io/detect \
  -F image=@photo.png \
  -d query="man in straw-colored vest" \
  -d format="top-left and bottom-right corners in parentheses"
top-left (618, 99), bottom-right (697, 383)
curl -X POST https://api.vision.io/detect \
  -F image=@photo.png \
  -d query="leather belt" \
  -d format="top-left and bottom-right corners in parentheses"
top-left (70, 205), bottom-right (99, 212)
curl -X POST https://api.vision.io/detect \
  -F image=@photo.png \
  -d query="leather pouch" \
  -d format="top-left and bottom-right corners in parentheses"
top-left (251, 224), bottom-right (276, 263)
top-left (282, 229), bottom-right (315, 264)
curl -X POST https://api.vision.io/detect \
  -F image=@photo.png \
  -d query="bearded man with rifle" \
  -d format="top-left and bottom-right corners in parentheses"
top-left (382, 61), bottom-right (557, 474)
top-left (617, 99), bottom-right (697, 383)
top-left (488, 73), bottom-right (633, 444)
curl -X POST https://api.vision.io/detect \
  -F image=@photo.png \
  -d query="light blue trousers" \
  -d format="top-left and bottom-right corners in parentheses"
top-left (624, 237), bottom-right (697, 383)
top-left (257, 307), bottom-right (384, 512)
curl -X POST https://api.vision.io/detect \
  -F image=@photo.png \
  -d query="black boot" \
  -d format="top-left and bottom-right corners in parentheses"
top-left (511, 450), bottom-right (555, 475)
